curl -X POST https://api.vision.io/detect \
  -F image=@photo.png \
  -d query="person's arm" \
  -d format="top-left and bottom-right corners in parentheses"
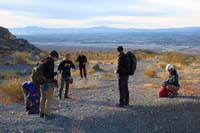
top-left (70, 61), bottom-right (75, 69)
top-left (85, 56), bottom-right (87, 63)
top-left (27, 84), bottom-right (35, 100)
top-left (45, 60), bottom-right (56, 80)
top-left (58, 61), bottom-right (63, 73)
top-left (117, 56), bottom-right (123, 74)
top-left (76, 56), bottom-right (80, 62)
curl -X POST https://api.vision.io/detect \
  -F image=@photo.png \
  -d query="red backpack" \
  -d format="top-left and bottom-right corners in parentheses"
top-left (158, 86), bottom-right (170, 97)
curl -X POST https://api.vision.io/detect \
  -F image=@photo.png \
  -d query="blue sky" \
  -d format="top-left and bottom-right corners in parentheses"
top-left (0, 0), bottom-right (200, 28)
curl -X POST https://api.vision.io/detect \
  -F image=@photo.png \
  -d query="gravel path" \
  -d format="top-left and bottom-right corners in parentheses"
top-left (0, 62), bottom-right (199, 133)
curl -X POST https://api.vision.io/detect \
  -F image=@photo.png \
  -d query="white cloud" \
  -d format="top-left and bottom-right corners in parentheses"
top-left (0, 0), bottom-right (200, 28)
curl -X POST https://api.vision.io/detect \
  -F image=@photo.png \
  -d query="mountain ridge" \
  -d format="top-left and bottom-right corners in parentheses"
top-left (10, 26), bottom-right (200, 35)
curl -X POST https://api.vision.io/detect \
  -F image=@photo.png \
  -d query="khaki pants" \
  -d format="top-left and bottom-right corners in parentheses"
top-left (40, 83), bottom-right (54, 115)
top-left (166, 85), bottom-right (179, 93)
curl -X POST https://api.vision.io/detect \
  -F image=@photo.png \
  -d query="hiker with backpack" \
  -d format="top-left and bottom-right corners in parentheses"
top-left (158, 64), bottom-right (180, 97)
top-left (116, 46), bottom-right (137, 107)
top-left (58, 53), bottom-right (75, 99)
top-left (76, 50), bottom-right (88, 79)
top-left (22, 81), bottom-right (40, 114)
top-left (38, 50), bottom-right (59, 119)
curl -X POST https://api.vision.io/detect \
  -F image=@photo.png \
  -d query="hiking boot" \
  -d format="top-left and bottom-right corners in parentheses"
top-left (124, 103), bottom-right (129, 106)
top-left (45, 114), bottom-right (55, 120)
top-left (173, 92), bottom-right (178, 97)
top-left (58, 94), bottom-right (62, 100)
top-left (116, 104), bottom-right (124, 108)
top-left (64, 96), bottom-right (70, 99)
top-left (26, 106), bottom-right (30, 112)
top-left (39, 113), bottom-right (45, 118)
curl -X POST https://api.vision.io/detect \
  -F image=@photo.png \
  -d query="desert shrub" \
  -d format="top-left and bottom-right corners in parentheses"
top-left (13, 51), bottom-right (31, 64)
top-left (0, 71), bottom-right (19, 79)
top-left (71, 78), bottom-right (99, 89)
top-left (144, 65), bottom-right (157, 78)
top-left (135, 50), bottom-right (157, 61)
top-left (160, 52), bottom-right (196, 66)
top-left (0, 78), bottom-right (24, 104)
top-left (159, 62), bottom-right (167, 69)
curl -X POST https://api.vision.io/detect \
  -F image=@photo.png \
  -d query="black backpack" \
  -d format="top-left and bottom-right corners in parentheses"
top-left (31, 59), bottom-right (50, 85)
top-left (126, 51), bottom-right (137, 75)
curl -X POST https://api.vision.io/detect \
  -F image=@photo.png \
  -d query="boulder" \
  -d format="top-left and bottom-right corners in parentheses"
top-left (92, 64), bottom-right (101, 71)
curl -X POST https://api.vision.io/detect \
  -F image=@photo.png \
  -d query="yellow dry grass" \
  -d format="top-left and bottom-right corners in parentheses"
top-left (144, 65), bottom-right (157, 78)
top-left (0, 78), bottom-right (24, 104)
top-left (71, 78), bottom-right (99, 90)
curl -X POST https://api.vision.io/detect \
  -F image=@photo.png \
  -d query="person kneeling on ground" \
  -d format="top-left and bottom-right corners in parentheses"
top-left (58, 53), bottom-right (75, 99)
top-left (158, 64), bottom-right (180, 97)
top-left (22, 81), bottom-right (40, 114)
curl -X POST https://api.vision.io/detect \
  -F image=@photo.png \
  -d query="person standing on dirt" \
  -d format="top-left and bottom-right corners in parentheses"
top-left (76, 50), bottom-right (87, 79)
top-left (58, 54), bottom-right (75, 99)
top-left (162, 64), bottom-right (180, 97)
top-left (116, 46), bottom-right (129, 107)
top-left (40, 50), bottom-right (59, 119)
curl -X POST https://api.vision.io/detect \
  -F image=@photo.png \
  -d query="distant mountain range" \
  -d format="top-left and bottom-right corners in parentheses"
top-left (10, 26), bottom-right (200, 35)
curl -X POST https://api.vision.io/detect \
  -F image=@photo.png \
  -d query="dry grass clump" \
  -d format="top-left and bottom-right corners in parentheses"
top-left (71, 78), bottom-right (99, 89)
top-left (0, 71), bottom-right (19, 79)
top-left (159, 62), bottom-right (167, 69)
top-left (135, 50), bottom-right (157, 61)
top-left (159, 52), bottom-right (196, 66)
top-left (13, 51), bottom-right (31, 64)
top-left (0, 78), bottom-right (24, 104)
top-left (144, 65), bottom-right (157, 78)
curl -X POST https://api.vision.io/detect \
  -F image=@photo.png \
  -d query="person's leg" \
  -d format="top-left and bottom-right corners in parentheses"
top-left (166, 85), bottom-right (179, 93)
top-left (124, 76), bottom-right (129, 105)
top-left (40, 86), bottom-right (46, 116)
top-left (45, 83), bottom-right (54, 115)
top-left (79, 65), bottom-right (83, 79)
top-left (83, 65), bottom-right (87, 78)
top-left (58, 78), bottom-right (65, 99)
top-left (64, 79), bottom-right (69, 98)
top-left (22, 88), bottom-right (31, 111)
top-left (119, 76), bottom-right (125, 106)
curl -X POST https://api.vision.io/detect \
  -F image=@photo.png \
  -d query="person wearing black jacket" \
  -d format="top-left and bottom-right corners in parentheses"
top-left (58, 54), bottom-right (75, 99)
top-left (76, 50), bottom-right (87, 79)
top-left (40, 50), bottom-right (59, 119)
top-left (116, 46), bottom-right (129, 107)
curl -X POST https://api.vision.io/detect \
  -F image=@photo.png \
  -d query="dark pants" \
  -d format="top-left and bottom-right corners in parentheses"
top-left (59, 77), bottom-right (70, 97)
top-left (79, 65), bottom-right (87, 78)
top-left (118, 76), bottom-right (129, 106)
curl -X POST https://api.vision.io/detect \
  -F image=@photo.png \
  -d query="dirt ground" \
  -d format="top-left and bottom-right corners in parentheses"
top-left (0, 61), bottom-right (199, 133)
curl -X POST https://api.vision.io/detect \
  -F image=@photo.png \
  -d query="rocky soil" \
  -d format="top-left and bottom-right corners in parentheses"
top-left (0, 61), bottom-right (199, 133)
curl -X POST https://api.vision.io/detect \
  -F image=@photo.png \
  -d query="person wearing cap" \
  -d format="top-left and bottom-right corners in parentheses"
top-left (116, 46), bottom-right (129, 107)
top-left (76, 50), bottom-right (88, 79)
top-left (39, 50), bottom-right (59, 119)
top-left (162, 64), bottom-right (180, 97)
